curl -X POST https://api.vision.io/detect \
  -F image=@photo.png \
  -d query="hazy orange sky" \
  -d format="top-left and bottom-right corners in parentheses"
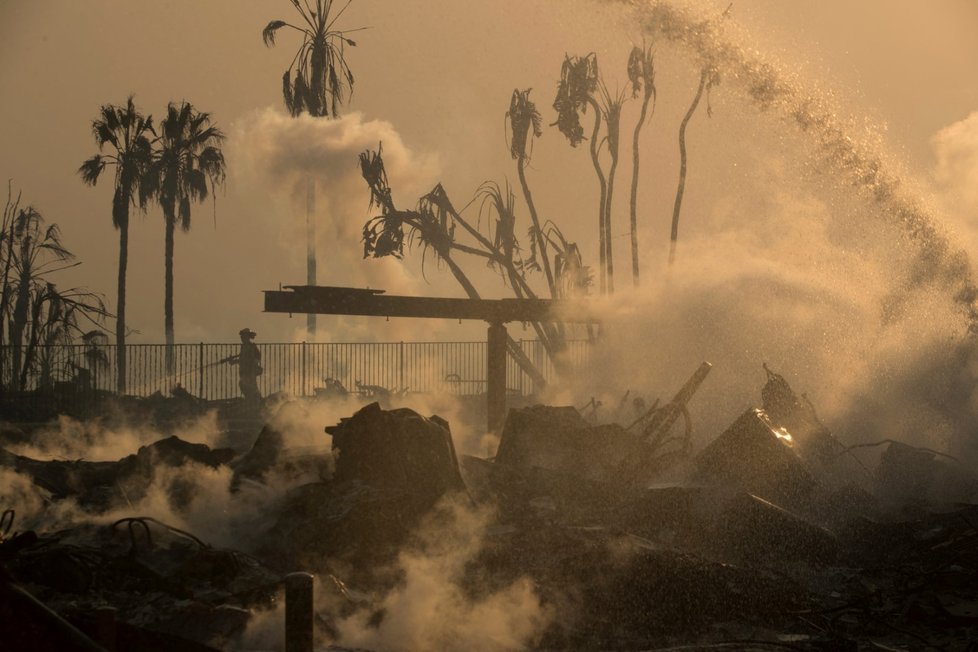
top-left (1, 0), bottom-right (977, 344)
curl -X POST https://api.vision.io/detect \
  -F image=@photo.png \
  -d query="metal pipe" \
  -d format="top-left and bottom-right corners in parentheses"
top-left (285, 572), bottom-right (314, 652)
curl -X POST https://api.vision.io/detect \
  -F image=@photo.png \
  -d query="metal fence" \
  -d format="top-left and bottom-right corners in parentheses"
top-left (0, 340), bottom-right (591, 400)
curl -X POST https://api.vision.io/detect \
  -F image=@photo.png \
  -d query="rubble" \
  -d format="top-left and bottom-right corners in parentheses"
top-left (0, 435), bottom-right (235, 510)
top-left (264, 402), bottom-right (469, 571)
top-left (2, 366), bottom-right (978, 650)
top-left (693, 408), bottom-right (818, 511)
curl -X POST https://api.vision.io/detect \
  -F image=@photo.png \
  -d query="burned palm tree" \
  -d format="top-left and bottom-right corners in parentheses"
top-left (506, 89), bottom-right (555, 297)
top-left (6, 207), bottom-right (74, 387)
top-left (263, 0), bottom-right (361, 338)
top-left (669, 65), bottom-right (719, 265)
top-left (540, 221), bottom-right (592, 300)
top-left (361, 146), bottom-right (478, 299)
top-left (78, 96), bottom-right (155, 392)
top-left (553, 53), bottom-right (619, 295)
top-left (627, 43), bottom-right (656, 285)
top-left (360, 145), bottom-right (555, 381)
top-left (0, 202), bottom-right (108, 390)
top-left (598, 84), bottom-right (628, 294)
top-left (147, 101), bottom-right (226, 374)
top-left (262, 0), bottom-right (358, 119)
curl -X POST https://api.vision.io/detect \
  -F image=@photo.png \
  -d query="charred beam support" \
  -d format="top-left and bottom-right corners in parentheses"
top-left (487, 322), bottom-right (508, 435)
top-left (263, 285), bottom-right (597, 434)
top-left (263, 285), bottom-right (590, 323)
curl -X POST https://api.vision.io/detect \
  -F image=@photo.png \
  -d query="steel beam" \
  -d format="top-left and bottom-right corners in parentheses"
top-left (264, 285), bottom-right (592, 324)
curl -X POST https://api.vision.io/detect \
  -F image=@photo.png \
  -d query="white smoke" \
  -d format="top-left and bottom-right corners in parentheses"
top-left (932, 111), bottom-right (978, 215)
top-left (333, 502), bottom-right (552, 651)
top-left (229, 108), bottom-right (464, 342)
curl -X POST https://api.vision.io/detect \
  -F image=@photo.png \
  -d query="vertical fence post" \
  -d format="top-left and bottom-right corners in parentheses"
top-left (399, 341), bottom-right (405, 392)
top-left (301, 341), bottom-right (307, 398)
top-left (198, 342), bottom-right (205, 399)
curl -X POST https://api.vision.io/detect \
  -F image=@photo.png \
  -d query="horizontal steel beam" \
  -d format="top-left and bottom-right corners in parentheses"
top-left (263, 286), bottom-right (595, 323)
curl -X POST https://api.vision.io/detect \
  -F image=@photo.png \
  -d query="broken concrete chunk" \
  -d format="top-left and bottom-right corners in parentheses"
top-left (876, 440), bottom-right (978, 511)
top-left (495, 405), bottom-right (641, 483)
top-left (230, 423), bottom-right (284, 488)
top-left (327, 402), bottom-right (466, 501)
top-left (715, 492), bottom-right (839, 564)
top-left (693, 408), bottom-right (817, 509)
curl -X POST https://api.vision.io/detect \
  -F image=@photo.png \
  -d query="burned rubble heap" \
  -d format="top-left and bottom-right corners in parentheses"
top-left (2, 366), bottom-right (978, 650)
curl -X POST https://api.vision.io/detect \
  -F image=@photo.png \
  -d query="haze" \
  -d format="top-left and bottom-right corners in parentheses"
top-left (1, 0), bottom-right (977, 345)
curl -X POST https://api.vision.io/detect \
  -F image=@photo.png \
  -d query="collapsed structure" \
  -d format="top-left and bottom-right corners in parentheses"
top-left (2, 364), bottom-right (977, 650)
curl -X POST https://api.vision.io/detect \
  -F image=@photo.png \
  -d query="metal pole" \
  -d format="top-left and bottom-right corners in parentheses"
top-left (94, 605), bottom-right (117, 652)
top-left (301, 341), bottom-right (307, 398)
top-left (487, 322), bottom-right (508, 435)
top-left (285, 572), bottom-right (314, 652)
top-left (198, 342), bottom-right (204, 399)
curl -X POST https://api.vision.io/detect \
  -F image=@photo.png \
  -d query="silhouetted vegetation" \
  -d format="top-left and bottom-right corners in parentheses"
top-left (0, 183), bottom-right (109, 391)
top-left (262, 0), bottom-right (364, 337)
top-left (78, 96), bottom-right (155, 392)
top-left (145, 102), bottom-right (226, 374)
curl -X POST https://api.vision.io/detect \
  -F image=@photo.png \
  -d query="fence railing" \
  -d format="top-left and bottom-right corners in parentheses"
top-left (0, 340), bottom-right (591, 400)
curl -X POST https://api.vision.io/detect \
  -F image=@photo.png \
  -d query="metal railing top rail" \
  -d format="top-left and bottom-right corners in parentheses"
top-left (1, 339), bottom-right (591, 401)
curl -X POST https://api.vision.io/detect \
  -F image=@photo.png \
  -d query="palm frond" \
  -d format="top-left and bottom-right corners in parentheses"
top-left (78, 156), bottom-right (105, 186)
top-left (263, 20), bottom-right (289, 46)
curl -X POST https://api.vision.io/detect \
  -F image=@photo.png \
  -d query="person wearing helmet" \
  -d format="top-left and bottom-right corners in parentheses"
top-left (229, 328), bottom-right (262, 403)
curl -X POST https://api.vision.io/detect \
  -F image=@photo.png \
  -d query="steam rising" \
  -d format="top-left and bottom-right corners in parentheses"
top-left (230, 109), bottom-right (444, 341)
top-left (541, 0), bottom-right (978, 459)
top-left (334, 503), bottom-right (551, 651)
top-left (933, 111), bottom-right (978, 217)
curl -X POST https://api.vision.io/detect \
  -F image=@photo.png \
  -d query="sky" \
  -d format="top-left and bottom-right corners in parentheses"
top-left (1, 0), bottom-right (978, 346)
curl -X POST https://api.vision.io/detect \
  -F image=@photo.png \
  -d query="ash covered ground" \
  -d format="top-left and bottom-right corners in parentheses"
top-left (3, 365), bottom-right (978, 652)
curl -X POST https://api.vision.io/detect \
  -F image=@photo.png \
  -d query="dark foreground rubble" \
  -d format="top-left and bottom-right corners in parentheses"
top-left (2, 368), bottom-right (978, 650)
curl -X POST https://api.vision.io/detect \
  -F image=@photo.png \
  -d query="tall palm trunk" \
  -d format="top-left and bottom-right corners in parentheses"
top-left (605, 112), bottom-right (621, 295)
top-left (516, 160), bottom-right (556, 298)
top-left (116, 214), bottom-right (129, 393)
top-left (0, 197), bottom-right (17, 388)
top-left (670, 71), bottom-right (707, 265)
top-left (586, 98), bottom-right (608, 294)
top-left (164, 212), bottom-right (175, 375)
top-left (629, 91), bottom-right (653, 285)
top-left (306, 176), bottom-right (316, 338)
top-left (10, 253), bottom-right (30, 389)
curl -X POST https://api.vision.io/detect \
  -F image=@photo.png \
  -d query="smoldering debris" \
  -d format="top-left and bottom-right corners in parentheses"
top-left (2, 371), bottom-right (978, 651)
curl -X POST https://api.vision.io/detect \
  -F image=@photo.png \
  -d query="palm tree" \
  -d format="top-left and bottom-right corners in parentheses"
top-left (627, 43), bottom-right (656, 285)
top-left (79, 96), bottom-right (154, 393)
top-left (0, 204), bottom-right (107, 390)
top-left (148, 101), bottom-right (226, 373)
top-left (359, 146), bottom-right (548, 386)
top-left (506, 89), bottom-right (556, 299)
top-left (553, 54), bottom-right (615, 294)
top-left (262, 0), bottom-right (361, 338)
top-left (669, 66), bottom-right (717, 265)
top-left (598, 85), bottom-right (628, 294)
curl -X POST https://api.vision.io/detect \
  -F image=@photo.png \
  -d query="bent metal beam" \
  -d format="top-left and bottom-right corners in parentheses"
top-left (263, 285), bottom-right (595, 433)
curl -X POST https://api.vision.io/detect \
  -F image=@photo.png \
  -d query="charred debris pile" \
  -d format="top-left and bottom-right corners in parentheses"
top-left (3, 366), bottom-right (978, 650)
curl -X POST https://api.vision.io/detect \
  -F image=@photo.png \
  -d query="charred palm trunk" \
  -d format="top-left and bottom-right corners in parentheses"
top-left (587, 98), bottom-right (608, 294)
top-left (306, 176), bottom-right (316, 339)
top-left (164, 209), bottom-right (175, 375)
top-left (0, 206), bottom-right (17, 389)
top-left (629, 91), bottom-right (653, 285)
top-left (605, 113), bottom-right (621, 295)
top-left (19, 289), bottom-right (44, 390)
top-left (116, 198), bottom-right (129, 394)
top-left (670, 71), bottom-right (707, 266)
top-left (516, 159), bottom-right (556, 297)
top-left (516, 158), bottom-right (566, 346)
